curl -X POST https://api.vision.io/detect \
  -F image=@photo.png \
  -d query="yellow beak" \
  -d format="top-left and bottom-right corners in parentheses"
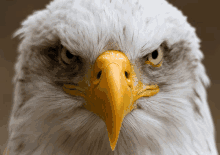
top-left (63, 50), bottom-right (159, 150)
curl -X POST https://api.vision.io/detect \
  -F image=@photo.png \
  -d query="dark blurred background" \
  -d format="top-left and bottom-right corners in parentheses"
top-left (0, 0), bottom-right (219, 154)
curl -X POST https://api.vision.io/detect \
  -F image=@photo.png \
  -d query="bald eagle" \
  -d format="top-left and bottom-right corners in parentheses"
top-left (5, 0), bottom-right (219, 154)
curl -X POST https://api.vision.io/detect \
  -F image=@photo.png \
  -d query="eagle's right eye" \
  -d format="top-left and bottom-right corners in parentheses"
top-left (60, 46), bottom-right (76, 65)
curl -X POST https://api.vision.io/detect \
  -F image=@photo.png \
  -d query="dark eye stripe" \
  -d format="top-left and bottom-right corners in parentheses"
top-left (61, 58), bottom-right (70, 65)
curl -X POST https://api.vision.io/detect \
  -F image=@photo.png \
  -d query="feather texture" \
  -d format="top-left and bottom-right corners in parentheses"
top-left (7, 0), bottom-right (218, 154)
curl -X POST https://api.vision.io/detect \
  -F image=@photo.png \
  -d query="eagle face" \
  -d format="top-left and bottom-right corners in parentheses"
top-left (6, 0), bottom-right (218, 155)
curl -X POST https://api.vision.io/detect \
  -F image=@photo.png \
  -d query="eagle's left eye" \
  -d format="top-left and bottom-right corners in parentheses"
top-left (145, 46), bottom-right (163, 67)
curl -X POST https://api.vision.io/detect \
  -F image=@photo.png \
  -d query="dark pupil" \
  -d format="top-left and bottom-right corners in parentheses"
top-left (66, 50), bottom-right (74, 59)
top-left (152, 50), bottom-right (158, 59)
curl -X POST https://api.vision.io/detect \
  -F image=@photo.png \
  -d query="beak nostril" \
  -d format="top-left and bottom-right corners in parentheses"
top-left (97, 71), bottom-right (102, 79)
top-left (125, 71), bottom-right (129, 79)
